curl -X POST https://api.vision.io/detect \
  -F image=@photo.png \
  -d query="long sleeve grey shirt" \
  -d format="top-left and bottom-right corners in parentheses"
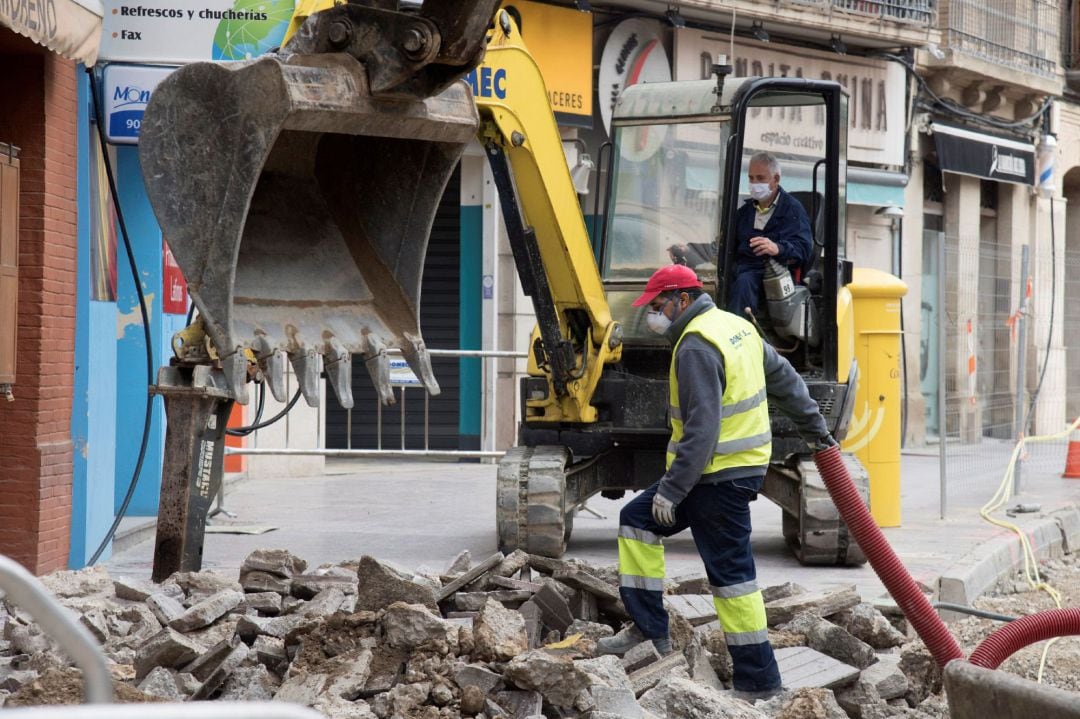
top-left (657, 294), bottom-right (830, 505)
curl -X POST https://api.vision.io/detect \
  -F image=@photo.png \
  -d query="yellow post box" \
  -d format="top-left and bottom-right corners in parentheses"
top-left (843, 268), bottom-right (907, 527)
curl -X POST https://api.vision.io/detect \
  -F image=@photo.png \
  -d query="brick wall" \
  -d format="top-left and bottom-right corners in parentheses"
top-left (0, 46), bottom-right (78, 574)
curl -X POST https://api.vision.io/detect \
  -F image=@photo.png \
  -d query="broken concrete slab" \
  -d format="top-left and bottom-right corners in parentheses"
top-left (298, 588), bottom-right (347, 618)
top-left (454, 662), bottom-right (504, 696)
top-left (567, 619), bottom-right (613, 642)
top-left (473, 597), bottom-right (528, 662)
top-left (435, 552), bottom-right (504, 602)
top-left (167, 571), bottom-right (243, 603)
top-left (532, 583), bottom-right (574, 633)
top-left (518, 600), bottom-right (543, 649)
top-left (169, 590), bottom-right (244, 633)
top-left (382, 602), bottom-right (458, 654)
top-left (146, 593), bottom-right (187, 626)
top-left (834, 603), bottom-right (908, 650)
top-left (134, 628), bottom-right (204, 680)
top-left (252, 635), bottom-right (287, 669)
top-left (274, 670), bottom-right (329, 705)
top-left (784, 613), bottom-right (876, 669)
top-left (219, 663), bottom-right (278, 701)
top-left (323, 650), bottom-right (374, 700)
top-left (570, 590), bottom-right (599, 622)
top-left (242, 591), bottom-right (283, 616)
top-left (190, 641), bottom-right (248, 700)
top-left (766, 585), bottom-right (861, 626)
top-left (861, 653), bottom-right (908, 700)
top-left (763, 582), bottom-right (808, 603)
top-left (577, 654), bottom-right (633, 692)
top-left (621, 640), bottom-right (662, 673)
top-left (639, 675), bottom-right (765, 719)
top-left (493, 549), bottom-right (531, 578)
top-left (591, 685), bottom-right (643, 718)
top-left (241, 548), bottom-right (308, 578)
top-left (503, 649), bottom-right (592, 707)
top-left (775, 645), bottom-right (860, 690)
top-left (767, 687), bottom-right (849, 719)
top-left (240, 571), bottom-right (292, 595)
top-left (181, 637), bottom-right (238, 682)
top-left (552, 569), bottom-right (627, 617)
top-left (236, 613), bottom-right (309, 642)
top-left (113, 577), bottom-right (159, 602)
top-left (291, 572), bottom-right (358, 600)
top-left (355, 556), bottom-right (439, 613)
top-left (137, 666), bottom-right (184, 701)
top-left (628, 650), bottom-right (690, 696)
top-left (445, 550), bottom-right (472, 576)
top-left (487, 575), bottom-right (543, 592)
top-left (78, 610), bottom-right (109, 644)
top-left (455, 590), bottom-right (534, 611)
top-left (836, 677), bottom-right (886, 718)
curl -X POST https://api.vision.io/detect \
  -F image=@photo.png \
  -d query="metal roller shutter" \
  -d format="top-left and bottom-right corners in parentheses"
top-left (325, 166), bottom-right (461, 450)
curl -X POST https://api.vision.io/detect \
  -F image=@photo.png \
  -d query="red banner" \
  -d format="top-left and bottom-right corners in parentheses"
top-left (163, 237), bottom-right (188, 315)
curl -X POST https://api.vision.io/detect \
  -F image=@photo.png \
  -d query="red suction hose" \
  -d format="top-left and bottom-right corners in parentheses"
top-left (968, 608), bottom-right (1080, 669)
top-left (813, 445), bottom-right (965, 668)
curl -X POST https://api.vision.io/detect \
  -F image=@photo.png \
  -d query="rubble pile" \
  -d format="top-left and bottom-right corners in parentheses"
top-left (0, 549), bottom-right (951, 718)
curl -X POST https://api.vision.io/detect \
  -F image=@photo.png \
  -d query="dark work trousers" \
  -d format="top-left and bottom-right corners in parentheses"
top-left (727, 263), bottom-right (763, 316)
top-left (616, 478), bottom-right (781, 692)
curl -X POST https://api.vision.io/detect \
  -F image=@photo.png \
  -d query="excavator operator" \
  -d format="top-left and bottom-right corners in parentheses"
top-left (596, 264), bottom-right (837, 699)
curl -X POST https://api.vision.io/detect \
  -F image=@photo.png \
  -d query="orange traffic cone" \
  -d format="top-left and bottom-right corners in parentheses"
top-left (1063, 429), bottom-right (1080, 478)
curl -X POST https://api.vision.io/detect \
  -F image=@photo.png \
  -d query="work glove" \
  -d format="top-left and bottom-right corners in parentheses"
top-left (651, 492), bottom-right (677, 527)
top-left (809, 434), bottom-right (839, 452)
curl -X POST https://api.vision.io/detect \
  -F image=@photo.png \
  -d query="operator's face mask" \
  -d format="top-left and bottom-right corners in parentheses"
top-left (646, 295), bottom-right (677, 334)
top-left (749, 182), bottom-right (773, 202)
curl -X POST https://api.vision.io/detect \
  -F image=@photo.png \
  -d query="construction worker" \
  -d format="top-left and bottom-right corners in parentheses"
top-left (597, 264), bottom-right (836, 699)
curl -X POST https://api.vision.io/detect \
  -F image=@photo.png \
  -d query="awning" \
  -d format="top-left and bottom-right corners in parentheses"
top-left (1, 0), bottom-right (103, 66)
top-left (930, 122), bottom-right (1035, 186)
top-left (847, 167), bottom-right (907, 208)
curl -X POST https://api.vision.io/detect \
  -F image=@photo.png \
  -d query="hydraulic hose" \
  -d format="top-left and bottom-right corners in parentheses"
top-left (812, 445), bottom-right (965, 668)
top-left (968, 608), bottom-right (1080, 670)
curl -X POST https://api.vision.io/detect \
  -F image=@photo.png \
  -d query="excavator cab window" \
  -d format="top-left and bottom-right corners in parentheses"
top-left (601, 119), bottom-right (729, 342)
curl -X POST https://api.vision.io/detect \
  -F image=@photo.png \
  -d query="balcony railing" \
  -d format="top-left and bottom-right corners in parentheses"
top-left (781, 0), bottom-right (935, 26)
top-left (945, 0), bottom-right (1059, 77)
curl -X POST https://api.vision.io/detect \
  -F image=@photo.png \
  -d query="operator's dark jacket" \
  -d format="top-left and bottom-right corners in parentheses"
top-left (734, 187), bottom-right (814, 273)
top-left (656, 294), bottom-right (829, 505)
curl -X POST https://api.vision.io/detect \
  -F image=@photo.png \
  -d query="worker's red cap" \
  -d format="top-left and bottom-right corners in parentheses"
top-left (632, 265), bottom-right (704, 307)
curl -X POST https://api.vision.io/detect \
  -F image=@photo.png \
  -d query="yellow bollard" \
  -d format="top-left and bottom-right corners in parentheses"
top-left (843, 268), bottom-right (907, 527)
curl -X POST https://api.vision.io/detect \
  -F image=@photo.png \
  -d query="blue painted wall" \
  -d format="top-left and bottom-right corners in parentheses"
top-left (459, 204), bottom-right (482, 446)
top-left (113, 146), bottom-right (170, 516)
top-left (71, 72), bottom-right (118, 567)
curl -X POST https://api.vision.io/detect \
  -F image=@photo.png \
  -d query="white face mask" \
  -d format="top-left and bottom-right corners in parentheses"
top-left (749, 182), bottom-right (773, 202)
top-left (646, 310), bottom-right (672, 335)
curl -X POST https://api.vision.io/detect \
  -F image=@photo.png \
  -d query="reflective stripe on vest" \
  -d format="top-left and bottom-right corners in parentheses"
top-left (667, 308), bottom-right (772, 474)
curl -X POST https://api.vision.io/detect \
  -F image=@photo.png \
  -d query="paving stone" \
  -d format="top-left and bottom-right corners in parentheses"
top-left (487, 575), bottom-right (543, 592)
top-left (766, 585), bottom-right (861, 626)
top-left (291, 571), bottom-right (358, 599)
top-left (298, 587), bottom-right (347, 618)
top-left (860, 653), bottom-right (908, 700)
top-left (628, 650), bottom-right (690, 696)
top-left (137, 666), bottom-right (184, 701)
top-left (170, 590), bottom-right (244, 633)
top-left (456, 666), bottom-right (501, 697)
top-left (242, 591), bottom-right (283, 615)
top-left (664, 594), bottom-right (717, 626)
top-left (240, 570), bottom-right (292, 595)
top-left (182, 637), bottom-right (238, 682)
top-left (241, 548), bottom-right (308, 578)
top-left (236, 613), bottom-right (309, 642)
top-left (146, 593), bottom-right (187, 626)
top-left (355, 556), bottom-right (439, 612)
top-left (532, 583), bottom-right (574, 633)
top-left (455, 590), bottom-right (534, 611)
top-left (135, 628), bottom-right (204, 680)
top-left (113, 577), bottom-right (159, 602)
top-left (525, 554), bottom-right (575, 575)
top-left (436, 552), bottom-right (504, 601)
top-left (775, 645), bottom-right (861, 690)
top-left (252, 635), bottom-right (288, 669)
top-left (552, 569), bottom-right (628, 618)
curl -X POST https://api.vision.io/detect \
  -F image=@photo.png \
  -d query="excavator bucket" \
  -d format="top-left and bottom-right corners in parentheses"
top-left (138, 1), bottom-right (498, 409)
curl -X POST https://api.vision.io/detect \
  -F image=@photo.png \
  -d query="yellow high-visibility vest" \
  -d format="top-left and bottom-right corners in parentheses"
top-left (667, 308), bottom-right (772, 473)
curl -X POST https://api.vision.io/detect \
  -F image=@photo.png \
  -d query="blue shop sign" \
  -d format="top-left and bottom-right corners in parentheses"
top-left (102, 64), bottom-right (176, 145)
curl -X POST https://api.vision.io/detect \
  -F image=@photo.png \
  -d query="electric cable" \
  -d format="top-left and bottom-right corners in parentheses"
top-left (932, 602), bottom-right (1017, 623)
top-left (225, 382), bottom-right (266, 438)
top-left (85, 67), bottom-right (155, 566)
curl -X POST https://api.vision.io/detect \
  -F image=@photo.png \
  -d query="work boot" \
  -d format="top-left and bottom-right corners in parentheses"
top-left (596, 624), bottom-right (646, 656)
top-left (732, 686), bottom-right (783, 703)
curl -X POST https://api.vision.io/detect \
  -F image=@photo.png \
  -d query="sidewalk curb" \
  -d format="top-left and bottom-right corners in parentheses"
top-left (937, 504), bottom-right (1079, 613)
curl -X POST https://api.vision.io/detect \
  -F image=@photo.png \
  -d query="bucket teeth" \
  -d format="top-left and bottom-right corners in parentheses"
top-left (401, 333), bottom-right (441, 396)
top-left (252, 334), bottom-right (288, 403)
top-left (222, 352), bottom-right (250, 405)
top-left (362, 335), bottom-right (395, 406)
top-left (289, 350), bottom-right (322, 408)
top-left (324, 337), bottom-right (354, 410)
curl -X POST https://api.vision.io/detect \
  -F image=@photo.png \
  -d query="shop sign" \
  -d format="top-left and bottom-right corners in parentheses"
top-left (388, 358), bottom-right (421, 387)
top-left (672, 30), bottom-right (905, 166)
top-left (467, 0), bottom-right (593, 126)
top-left (931, 122), bottom-right (1035, 185)
top-left (597, 17), bottom-right (670, 136)
top-left (102, 63), bottom-right (174, 144)
top-left (99, 0), bottom-right (296, 64)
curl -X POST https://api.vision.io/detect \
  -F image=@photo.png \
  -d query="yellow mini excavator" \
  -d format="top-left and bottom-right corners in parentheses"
top-left (139, 0), bottom-right (871, 579)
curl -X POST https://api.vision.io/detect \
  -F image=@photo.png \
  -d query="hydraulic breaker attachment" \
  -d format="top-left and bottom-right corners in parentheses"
top-left (138, 0), bottom-right (500, 408)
